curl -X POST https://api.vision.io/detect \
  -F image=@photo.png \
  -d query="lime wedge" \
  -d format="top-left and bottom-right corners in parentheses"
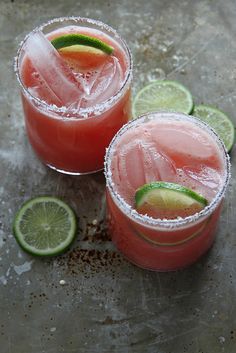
top-left (51, 34), bottom-right (114, 55)
top-left (13, 196), bottom-right (77, 256)
top-left (135, 182), bottom-right (207, 219)
top-left (193, 105), bottom-right (235, 152)
top-left (58, 45), bottom-right (107, 70)
top-left (132, 80), bottom-right (194, 118)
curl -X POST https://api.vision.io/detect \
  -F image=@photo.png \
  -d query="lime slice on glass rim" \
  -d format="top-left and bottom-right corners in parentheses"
top-left (135, 182), bottom-right (208, 219)
top-left (193, 105), bottom-right (235, 152)
top-left (132, 80), bottom-right (194, 118)
top-left (51, 33), bottom-right (114, 55)
top-left (13, 196), bottom-right (77, 256)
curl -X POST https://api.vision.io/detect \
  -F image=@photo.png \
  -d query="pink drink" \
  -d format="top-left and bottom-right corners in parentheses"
top-left (105, 112), bottom-right (230, 271)
top-left (15, 17), bottom-right (132, 175)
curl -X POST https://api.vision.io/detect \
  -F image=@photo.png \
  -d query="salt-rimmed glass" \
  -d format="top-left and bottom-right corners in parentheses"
top-left (104, 112), bottom-right (231, 271)
top-left (15, 17), bottom-right (133, 175)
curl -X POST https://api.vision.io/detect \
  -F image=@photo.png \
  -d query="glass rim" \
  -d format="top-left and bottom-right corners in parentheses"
top-left (104, 111), bottom-right (231, 230)
top-left (14, 16), bottom-right (133, 120)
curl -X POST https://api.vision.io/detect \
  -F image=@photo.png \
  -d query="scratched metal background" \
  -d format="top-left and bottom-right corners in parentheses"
top-left (0, 0), bottom-right (236, 352)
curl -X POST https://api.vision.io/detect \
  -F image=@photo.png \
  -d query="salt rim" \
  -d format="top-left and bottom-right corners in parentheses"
top-left (104, 111), bottom-right (231, 230)
top-left (14, 16), bottom-right (133, 120)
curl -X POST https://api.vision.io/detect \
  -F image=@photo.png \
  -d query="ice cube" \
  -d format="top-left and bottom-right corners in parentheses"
top-left (115, 140), bottom-right (146, 202)
top-left (25, 31), bottom-right (83, 107)
top-left (150, 122), bottom-right (216, 164)
top-left (183, 166), bottom-right (222, 189)
top-left (138, 141), bottom-right (160, 183)
top-left (28, 84), bottom-right (62, 106)
top-left (145, 143), bottom-right (176, 182)
top-left (82, 56), bottom-right (123, 107)
top-left (113, 137), bottom-right (177, 204)
top-left (75, 70), bottom-right (102, 97)
top-left (138, 140), bottom-right (177, 183)
top-left (177, 166), bottom-right (222, 200)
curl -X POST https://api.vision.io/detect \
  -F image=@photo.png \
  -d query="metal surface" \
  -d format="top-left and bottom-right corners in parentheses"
top-left (1, 0), bottom-right (236, 352)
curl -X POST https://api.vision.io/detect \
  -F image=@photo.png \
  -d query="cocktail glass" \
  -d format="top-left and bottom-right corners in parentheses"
top-left (105, 112), bottom-right (230, 271)
top-left (15, 17), bottom-right (132, 175)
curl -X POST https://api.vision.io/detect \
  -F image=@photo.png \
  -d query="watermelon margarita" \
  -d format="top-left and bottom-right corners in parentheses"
top-left (15, 17), bottom-right (132, 174)
top-left (105, 112), bottom-right (230, 271)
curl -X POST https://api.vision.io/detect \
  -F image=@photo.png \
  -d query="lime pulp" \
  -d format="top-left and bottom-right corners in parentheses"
top-left (13, 196), bottom-right (77, 256)
top-left (135, 182), bottom-right (207, 219)
top-left (193, 104), bottom-right (235, 152)
top-left (132, 80), bottom-right (194, 118)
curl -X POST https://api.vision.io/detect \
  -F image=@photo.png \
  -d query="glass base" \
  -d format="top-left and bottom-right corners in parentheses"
top-left (46, 163), bottom-right (103, 176)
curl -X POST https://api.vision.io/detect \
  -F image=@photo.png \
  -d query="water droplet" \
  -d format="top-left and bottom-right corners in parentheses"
top-left (218, 336), bottom-right (225, 344)
top-left (147, 68), bottom-right (166, 82)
